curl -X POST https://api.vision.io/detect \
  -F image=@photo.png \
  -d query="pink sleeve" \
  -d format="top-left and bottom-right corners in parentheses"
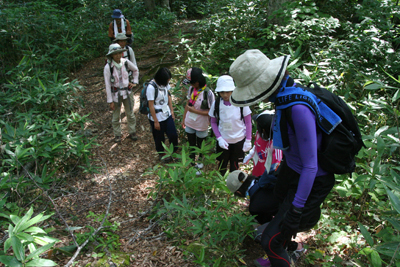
top-left (210, 117), bottom-right (221, 138)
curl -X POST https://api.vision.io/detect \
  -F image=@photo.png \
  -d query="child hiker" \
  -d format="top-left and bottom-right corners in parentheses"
top-left (208, 75), bottom-right (252, 175)
top-left (104, 43), bottom-right (139, 143)
top-left (146, 67), bottom-right (178, 163)
top-left (243, 111), bottom-right (283, 177)
top-left (181, 67), bottom-right (215, 173)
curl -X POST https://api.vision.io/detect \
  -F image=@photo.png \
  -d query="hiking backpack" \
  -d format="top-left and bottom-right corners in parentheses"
top-left (139, 80), bottom-right (159, 115)
top-left (214, 96), bottom-right (244, 124)
top-left (277, 82), bottom-right (365, 174)
top-left (189, 86), bottom-right (212, 110)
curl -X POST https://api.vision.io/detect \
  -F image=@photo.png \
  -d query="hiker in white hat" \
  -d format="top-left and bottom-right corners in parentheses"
top-left (104, 43), bottom-right (139, 143)
top-left (114, 33), bottom-right (137, 66)
top-left (208, 75), bottom-right (252, 176)
top-left (229, 49), bottom-right (335, 266)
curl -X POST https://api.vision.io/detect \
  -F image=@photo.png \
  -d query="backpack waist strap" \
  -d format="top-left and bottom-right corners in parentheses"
top-left (111, 87), bottom-right (130, 93)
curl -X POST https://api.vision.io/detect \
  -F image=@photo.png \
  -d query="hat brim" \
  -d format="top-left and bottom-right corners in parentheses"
top-left (230, 55), bottom-right (290, 107)
top-left (106, 48), bottom-right (127, 57)
top-left (112, 15), bottom-right (123, 18)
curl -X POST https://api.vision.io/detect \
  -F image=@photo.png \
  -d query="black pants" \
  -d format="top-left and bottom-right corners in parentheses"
top-left (186, 133), bottom-right (206, 160)
top-left (260, 161), bottom-right (335, 266)
top-left (216, 138), bottom-right (245, 175)
top-left (148, 116), bottom-right (178, 153)
top-left (249, 185), bottom-right (280, 225)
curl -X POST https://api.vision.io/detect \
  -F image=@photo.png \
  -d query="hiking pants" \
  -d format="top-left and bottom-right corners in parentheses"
top-left (148, 116), bottom-right (178, 153)
top-left (261, 161), bottom-right (335, 266)
top-left (185, 128), bottom-right (207, 160)
top-left (112, 92), bottom-right (136, 137)
top-left (217, 138), bottom-right (245, 175)
top-left (249, 185), bottom-right (280, 225)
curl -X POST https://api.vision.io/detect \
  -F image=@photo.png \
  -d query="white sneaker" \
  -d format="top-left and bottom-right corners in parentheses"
top-left (196, 170), bottom-right (202, 176)
top-left (195, 163), bottom-right (204, 169)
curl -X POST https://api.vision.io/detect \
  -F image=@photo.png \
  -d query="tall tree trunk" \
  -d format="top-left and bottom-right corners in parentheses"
top-left (160, 0), bottom-right (170, 11)
top-left (267, 0), bottom-right (292, 26)
top-left (144, 0), bottom-right (156, 12)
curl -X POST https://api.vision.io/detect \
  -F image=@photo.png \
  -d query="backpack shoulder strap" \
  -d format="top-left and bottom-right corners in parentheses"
top-left (240, 107), bottom-right (244, 121)
top-left (214, 96), bottom-right (221, 122)
top-left (149, 80), bottom-right (159, 101)
top-left (108, 62), bottom-right (114, 84)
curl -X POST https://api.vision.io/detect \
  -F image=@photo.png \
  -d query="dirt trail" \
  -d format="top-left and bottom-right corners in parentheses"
top-left (56, 20), bottom-right (198, 266)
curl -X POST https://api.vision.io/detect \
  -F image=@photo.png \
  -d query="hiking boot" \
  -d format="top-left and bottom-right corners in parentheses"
top-left (195, 163), bottom-right (204, 169)
top-left (254, 254), bottom-right (271, 267)
top-left (254, 223), bottom-right (269, 243)
top-left (114, 136), bottom-right (121, 143)
top-left (288, 243), bottom-right (306, 264)
top-left (128, 133), bottom-right (138, 141)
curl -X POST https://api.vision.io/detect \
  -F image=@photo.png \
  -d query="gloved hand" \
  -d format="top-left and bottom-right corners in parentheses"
top-left (242, 139), bottom-right (252, 152)
top-left (280, 205), bottom-right (303, 247)
top-left (217, 137), bottom-right (229, 150)
top-left (243, 146), bottom-right (255, 164)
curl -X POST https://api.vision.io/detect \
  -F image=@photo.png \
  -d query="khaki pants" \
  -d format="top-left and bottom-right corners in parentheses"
top-left (112, 92), bottom-right (136, 137)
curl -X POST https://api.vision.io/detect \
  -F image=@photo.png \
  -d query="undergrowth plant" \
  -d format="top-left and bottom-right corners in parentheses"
top-left (0, 207), bottom-right (59, 267)
top-left (148, 141), bottom-right (256, 266)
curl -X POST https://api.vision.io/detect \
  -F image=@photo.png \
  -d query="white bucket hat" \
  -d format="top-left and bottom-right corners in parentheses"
top-left (215, 75), bottom-right (235, 92)
top-left (226, 170), bottom-right (248, 193)
top-left (113, 32), bottom-right (129, 42)
top-left (106, 43), bottom-right (127, 57)
top-left (229, 49), bottom-right (290, 107)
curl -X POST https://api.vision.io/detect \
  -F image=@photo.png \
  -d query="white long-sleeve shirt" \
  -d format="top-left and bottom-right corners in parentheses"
top-left (104, 58), bottom-right (139, 103)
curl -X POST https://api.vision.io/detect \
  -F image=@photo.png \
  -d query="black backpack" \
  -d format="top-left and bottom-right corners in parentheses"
top-left (189, 86), bottom-right (212, 110)
top-left (139, 80), bottom-right (159, 115)
top-left (214, 96), bottom-right (244, 125)
top-left (277, 82), bottom-right (365, 174)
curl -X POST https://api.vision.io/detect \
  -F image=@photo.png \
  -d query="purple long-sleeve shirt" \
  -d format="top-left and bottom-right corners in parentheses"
top-left (210, 100), bottom-right (252, 140)
top-left (285, 105), bottom-right (328, 208)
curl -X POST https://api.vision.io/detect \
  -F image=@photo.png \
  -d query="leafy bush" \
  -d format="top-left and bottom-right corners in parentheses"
top-left (148, 142), bottom-right (256, 266)
top-left (0, 207), bottom-right (59, 267)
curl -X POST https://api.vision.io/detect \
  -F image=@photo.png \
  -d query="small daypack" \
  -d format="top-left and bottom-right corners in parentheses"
top-left (139, 80), bottom-right (159, 115)
top-left (214, 96), bottom-right (243, 125)
top-left (277, 82), bottom-right (365, 174)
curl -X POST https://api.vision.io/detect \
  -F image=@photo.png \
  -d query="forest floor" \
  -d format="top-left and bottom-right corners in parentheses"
top-left (54, 20), bottom-right (311, 266)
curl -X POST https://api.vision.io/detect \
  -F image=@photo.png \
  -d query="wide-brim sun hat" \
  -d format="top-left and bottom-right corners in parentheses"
top-left (229, 49), bottom-right (290, 107)
top-left (226, 170), bottom-right (248, 193)
top-left (215, 75), bottom-right (235, 92)
top-left (113, 33), bottom-right (129, 42)
top-left (106, 43), bottom-right (127, 57)
top-left (112, 9), bottom-right (123, 19)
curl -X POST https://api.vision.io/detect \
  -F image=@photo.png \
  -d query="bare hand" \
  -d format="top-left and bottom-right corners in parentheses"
top-left (154, 121), bottom-right (160, 131)
top-left (109, 103), bottom-right (115, 111)
top-left (172, 113), bottom-right (175, 120)
top-left (129, 82), bottom-right (136, 89)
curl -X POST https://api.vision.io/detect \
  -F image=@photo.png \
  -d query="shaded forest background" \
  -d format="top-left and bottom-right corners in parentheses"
top-left (0, 0), bottom-right (400, 266)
